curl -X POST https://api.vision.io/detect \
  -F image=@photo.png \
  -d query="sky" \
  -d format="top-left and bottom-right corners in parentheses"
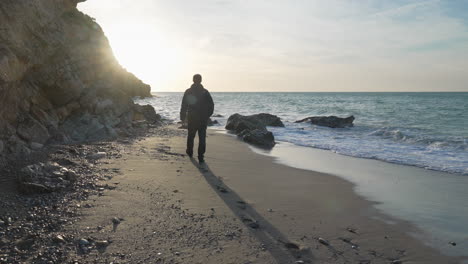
top-left (78, 0), bottom-right (468, 92)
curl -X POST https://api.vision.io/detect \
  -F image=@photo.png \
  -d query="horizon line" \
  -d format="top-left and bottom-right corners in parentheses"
top-left (151, 90), bottom-right (468, 93)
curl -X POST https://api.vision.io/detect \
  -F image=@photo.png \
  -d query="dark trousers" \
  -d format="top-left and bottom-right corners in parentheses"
top-left (187, 121), bottom-right (207, 159)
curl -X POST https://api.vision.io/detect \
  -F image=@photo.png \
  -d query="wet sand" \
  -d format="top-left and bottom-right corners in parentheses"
top-left (67, 126), bottom-right (463, 263)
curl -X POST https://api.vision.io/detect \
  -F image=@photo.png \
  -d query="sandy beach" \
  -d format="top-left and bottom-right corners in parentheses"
top-left (56, 125), bottom-right (462, 264)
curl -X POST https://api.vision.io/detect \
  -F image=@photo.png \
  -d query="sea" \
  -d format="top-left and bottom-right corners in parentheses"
top-left (137, 92), bottom-right (468, 176)
top-left (136, 92), bottom-right (468, 258)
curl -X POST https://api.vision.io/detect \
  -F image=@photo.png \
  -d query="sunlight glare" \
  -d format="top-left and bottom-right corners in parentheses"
top-left (105, 22), bottom-right (186, 91)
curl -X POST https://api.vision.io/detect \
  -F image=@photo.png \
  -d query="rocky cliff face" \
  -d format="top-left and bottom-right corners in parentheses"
top-left (0, 0), bottom-right (153, 161)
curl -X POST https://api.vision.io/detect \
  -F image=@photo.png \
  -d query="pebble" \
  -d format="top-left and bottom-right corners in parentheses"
top-left (54, 235), bottom-right (66, 244)
top-left (449, 241), bottom-right (457, 246)
top-left (79, 238), bottom-right (90, 246)
top-left (95, 240), bottom-right (110, 248)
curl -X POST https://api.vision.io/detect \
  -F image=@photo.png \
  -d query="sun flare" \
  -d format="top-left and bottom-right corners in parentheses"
top-left (104, 23), bottom-right (186, 91)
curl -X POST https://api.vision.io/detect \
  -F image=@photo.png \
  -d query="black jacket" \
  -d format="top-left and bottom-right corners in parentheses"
top-left (180, 84), bottom-right (214, 123)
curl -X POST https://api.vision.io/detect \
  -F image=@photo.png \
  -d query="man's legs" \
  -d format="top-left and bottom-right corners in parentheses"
top-left (186, 122), bottom-right (197, 157)
top-left (197, 125), bottom-right (207, 162)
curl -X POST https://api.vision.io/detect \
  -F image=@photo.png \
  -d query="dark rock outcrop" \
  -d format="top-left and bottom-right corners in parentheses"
top-left (0, 0), bottom-right (154, 161)
top-left (239, 129), bottom-right (276, 149)
top-left (225, 113), bottom-right (284, 133)
top-left (295, 115), bottom-right (355, 128)
top-left (225, 113), bottom-right (283, 148)
top-left (207, 118), bottom-right (219, 126)
top-left (133, 105), bottom-right (161, 124)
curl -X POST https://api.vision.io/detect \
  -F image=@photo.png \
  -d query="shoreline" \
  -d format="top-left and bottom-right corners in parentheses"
top-left (242, 137), bottom-right (468, 258)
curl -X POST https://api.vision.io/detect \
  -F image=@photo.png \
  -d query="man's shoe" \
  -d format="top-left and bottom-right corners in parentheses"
top-left (198, 157), bottom-right (205, 163)
top-left (186, 150), bottom-right (193, 158)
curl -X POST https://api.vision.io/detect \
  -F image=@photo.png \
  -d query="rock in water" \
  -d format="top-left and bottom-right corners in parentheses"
top-left (239, 129), bottom-right (276, 148)
top-left (226, 113), bottom-right (284, 133)
top-left (295, 115), bottom-right (355, 128)
top-left (225, 113), bottom-right (282, 148)
top-left (207, 118), bottom-right (219, 126)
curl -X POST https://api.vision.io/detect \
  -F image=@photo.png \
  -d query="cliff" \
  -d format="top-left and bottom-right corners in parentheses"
top-left (0, 0), bottom-right (153, 160)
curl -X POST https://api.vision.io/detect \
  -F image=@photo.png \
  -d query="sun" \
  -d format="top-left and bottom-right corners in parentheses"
top-left (104, 22), bottom-right (184, 91)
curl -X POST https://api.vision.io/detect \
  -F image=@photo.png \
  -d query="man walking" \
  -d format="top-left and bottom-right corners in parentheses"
top-left (180, 74), bottom-right (214, 163)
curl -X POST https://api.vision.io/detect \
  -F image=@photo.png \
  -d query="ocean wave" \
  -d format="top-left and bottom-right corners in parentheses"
top-left (136, 92), bottom-right (468, 176)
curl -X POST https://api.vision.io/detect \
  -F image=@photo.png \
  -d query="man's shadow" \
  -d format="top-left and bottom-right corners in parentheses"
top-left (190, 159), bottom-right (314, 264)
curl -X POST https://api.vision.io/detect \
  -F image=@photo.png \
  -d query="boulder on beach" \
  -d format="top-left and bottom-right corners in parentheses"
top-left (225, 113), bottom-right (282, 148)
top-left (295, 115), bottom-right (355, 128)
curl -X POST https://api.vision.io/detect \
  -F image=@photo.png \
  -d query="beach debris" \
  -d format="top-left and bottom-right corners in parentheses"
top-left (449, 241), bottom-right (457, 246)
top-left (318, 237), bottom-right (330, 246)
top-left (295, 260), bottom-right (305, 264)
top-left (267, 208), bottom-right (274, 212)
top-left (391, 260), bottom-right (403, 264)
